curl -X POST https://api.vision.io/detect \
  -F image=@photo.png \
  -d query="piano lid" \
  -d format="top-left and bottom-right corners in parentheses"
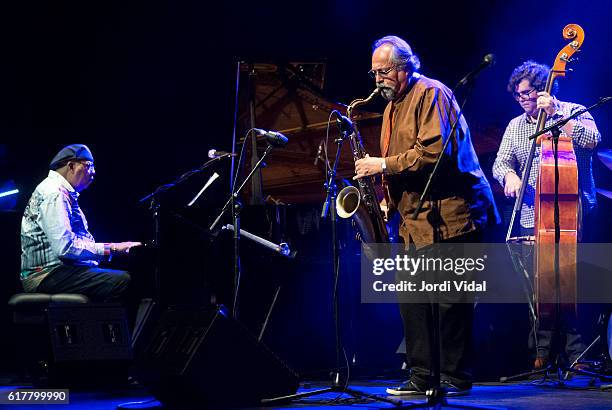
top-left (237, 61), bottom-right (382, 204)
top-left (238, 62), bottom-right (381, 136)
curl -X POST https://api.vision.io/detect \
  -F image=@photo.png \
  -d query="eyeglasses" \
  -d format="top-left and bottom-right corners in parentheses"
top-left (77, 161), bottom-right (95, 172)
top-left (368, 64), bottom-right (401, 79)
top-left (513, 87), bottom-right (537, 101)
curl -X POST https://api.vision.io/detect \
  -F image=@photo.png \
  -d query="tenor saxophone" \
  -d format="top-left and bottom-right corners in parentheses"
top-left (336, 88), bottom-right (389, 243)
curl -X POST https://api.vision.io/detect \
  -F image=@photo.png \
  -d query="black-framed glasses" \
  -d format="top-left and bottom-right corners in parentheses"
top-left (368, 64), bottom-right (401, 79)
top-left (513, 87), bottom-right (537, 101)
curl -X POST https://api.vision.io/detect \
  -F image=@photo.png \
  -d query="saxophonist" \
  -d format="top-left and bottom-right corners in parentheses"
top-left (354, 35), bottom-right (498, 396)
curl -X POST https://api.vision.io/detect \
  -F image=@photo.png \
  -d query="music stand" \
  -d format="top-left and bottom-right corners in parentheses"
top-left (139, 154), bottom-right (233, 303)
top-left (209, 141), bottom-right (277, 319)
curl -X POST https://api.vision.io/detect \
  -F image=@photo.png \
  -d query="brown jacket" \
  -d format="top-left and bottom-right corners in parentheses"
top-left (381, 74), bottom-right (497, 248)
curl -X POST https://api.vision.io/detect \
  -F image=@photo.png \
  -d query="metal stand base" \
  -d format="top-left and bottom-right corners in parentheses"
top-left (261, 372), bottom-right (401, 406)
top-left (501, 330), bottom-right (612, 384)
top-left (396, 392), bottom-right (486, 410)
top-left (501, 360), bottom-right (612, 385)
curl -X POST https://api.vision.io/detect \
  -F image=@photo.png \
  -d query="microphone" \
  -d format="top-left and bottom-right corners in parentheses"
top-left (457, 53), bottom-right (496, 86)
top-left (222, 224), bottom-right (296, 258)
top-left (208, 149), bottom-right (237, 158)
top-left (336, 114), bottom-right (354, 134)
top-left (253, 128), bottom-right (289, 147)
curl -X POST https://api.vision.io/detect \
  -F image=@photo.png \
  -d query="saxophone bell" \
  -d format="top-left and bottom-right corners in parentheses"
top-left (336, 179), bottom-right (388, 244)
top-left (336, 184), bottom-right (360, 218)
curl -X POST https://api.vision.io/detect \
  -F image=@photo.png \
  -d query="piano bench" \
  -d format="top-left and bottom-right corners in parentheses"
top-left (8, 292), bottom-right (90, 325)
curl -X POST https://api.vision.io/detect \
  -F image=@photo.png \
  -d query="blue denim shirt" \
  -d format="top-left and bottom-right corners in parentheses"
top-left (20, 171), bottom-right (108, 291)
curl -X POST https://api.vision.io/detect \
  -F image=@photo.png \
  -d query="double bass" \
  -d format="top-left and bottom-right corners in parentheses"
top-left (533, 25), bottom-right (584, 327)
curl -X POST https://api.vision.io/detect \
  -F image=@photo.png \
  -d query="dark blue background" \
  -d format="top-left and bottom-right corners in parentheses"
top-left (1, 0), bottom-right (610, 380)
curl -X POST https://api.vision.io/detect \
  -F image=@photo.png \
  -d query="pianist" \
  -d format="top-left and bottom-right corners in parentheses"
top-left (20, 144), bottom-right (141, 301)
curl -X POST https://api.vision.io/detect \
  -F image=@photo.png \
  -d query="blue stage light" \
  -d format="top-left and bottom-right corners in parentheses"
top-left (0, 189), bottom-right (19, 199)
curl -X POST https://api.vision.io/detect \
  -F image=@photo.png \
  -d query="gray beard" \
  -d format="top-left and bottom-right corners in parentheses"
top-left (377, 85), bottom-right (397, 101)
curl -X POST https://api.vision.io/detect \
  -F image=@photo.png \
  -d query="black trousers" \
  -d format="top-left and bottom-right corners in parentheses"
top-left (398, 230), bottom-right (480, 389)
top-left (37, 265), bottom-right (131, 302)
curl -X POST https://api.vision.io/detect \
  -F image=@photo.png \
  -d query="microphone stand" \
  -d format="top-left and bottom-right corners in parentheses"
top-left (411, 82), bottom-right (474, 220)
top-left (209, 144), bottom-right (275, 320)
top-left (526, 97), bottom-right (611, 143)
top-left (503, 97), bottom-right (612, 384)
top-left (406, 69), bottom-right (490, 410)
top-left (405, 80), bottom-right (486, 408)
top-left (221, 224), bottom-right (295, 259)
top-left (505, 97), bottom-right (612, 241)
top-left (220, 223), bottom-right (295, 342)
top-left (139, 154), bottom-right (234, 303)
top-left (262, 116), bottom-right (401, 407)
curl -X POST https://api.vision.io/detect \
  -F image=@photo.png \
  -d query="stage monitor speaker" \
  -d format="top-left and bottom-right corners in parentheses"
top-left (47, 304), bottom-right (131, 362)
top-left (135, 305), bottom-right (299, 408)
top-left (42, 304), bottom-right (131, 387)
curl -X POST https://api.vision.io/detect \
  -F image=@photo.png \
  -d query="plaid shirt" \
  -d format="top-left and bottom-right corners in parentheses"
top-left (492, 100), bottom-right (601, 228)
top-left (20, 171), bottom-right (109, 291)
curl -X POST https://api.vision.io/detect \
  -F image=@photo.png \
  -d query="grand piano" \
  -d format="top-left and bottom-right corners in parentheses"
top-left (236, 61), bottom-right (383, 205)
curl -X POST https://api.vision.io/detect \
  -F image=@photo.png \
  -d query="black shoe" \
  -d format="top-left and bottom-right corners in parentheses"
top-left (386, 379), bottom-right (427, 396)
top-left (440, 380), bottom-right (471, 397)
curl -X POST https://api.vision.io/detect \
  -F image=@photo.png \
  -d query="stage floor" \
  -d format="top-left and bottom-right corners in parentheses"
top-left (1, 377), bottom-right (612, 409)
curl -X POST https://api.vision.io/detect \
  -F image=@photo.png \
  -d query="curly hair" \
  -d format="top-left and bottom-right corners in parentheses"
top-left (373, 35), bottom-right (421, 73)
top-left (507, 60), bottom-right (558, 95)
